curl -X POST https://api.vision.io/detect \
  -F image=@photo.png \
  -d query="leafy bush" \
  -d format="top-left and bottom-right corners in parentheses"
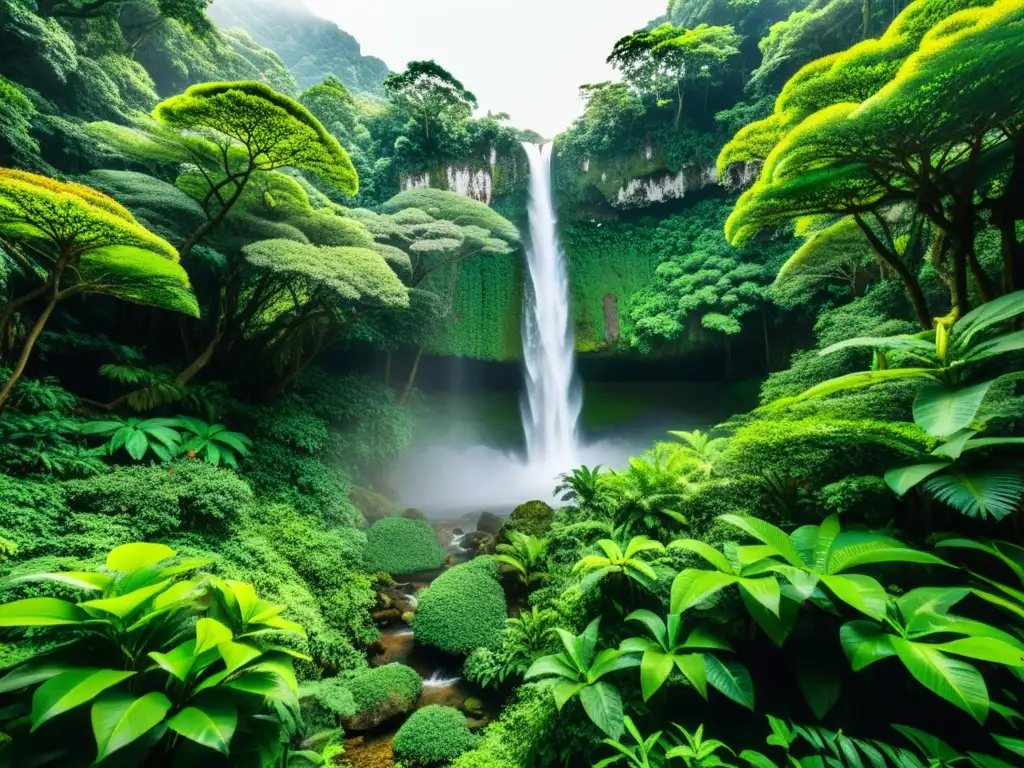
top-left (61, 460), bottom-right (252, 539)
top-left (392, 705), bottom-right (481, 766)
top-left (0, 543), bottom-right (306, 765)
top-left (498, 499), bottom-right (554, 541)
top-left (345, 663), bottom-right (422, 729)
top-left (413, 557), bottom-right (507, 654)
top-left (299, 676), bottom-right (356, 732)
top-left (448, 684), bottom-right (561, 768)
top-left (363, 517), bottom-right (445, 574)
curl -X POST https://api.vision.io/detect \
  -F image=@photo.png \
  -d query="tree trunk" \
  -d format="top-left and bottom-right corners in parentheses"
top-left (0, 256), bottom-right (67, 410)
top-left (179, 171), bottom-right (253, 260)
top-left (855, 215), bottom-right (933, 329)
top-left (173, 330), bottom-right (222, 388)
top-left (674, 81), bottom-right (684, 130)
top-left (862, 0), bottom-right (872, 37)
top-left (397, 346), bottom-right (424, 405)
top-left (0, 281), bottom-right (50, 358)
top-left (761, 308), bottom-right (770, 373)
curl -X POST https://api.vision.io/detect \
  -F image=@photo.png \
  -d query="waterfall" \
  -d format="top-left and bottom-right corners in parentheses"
top-left (520, 142), bottom-right (581, 472)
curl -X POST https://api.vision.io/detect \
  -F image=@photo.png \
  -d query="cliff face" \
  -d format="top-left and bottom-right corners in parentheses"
top-left (398, 145), bottom-right (528, 207)
top-left (208, 0), bottom-right (390, 95)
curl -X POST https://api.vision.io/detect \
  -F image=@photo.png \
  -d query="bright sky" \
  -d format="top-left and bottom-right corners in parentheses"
top-left (301, 0), bottom-right (667, 138)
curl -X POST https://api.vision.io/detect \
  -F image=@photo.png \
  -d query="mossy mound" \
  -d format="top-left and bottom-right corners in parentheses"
top-left (392, 705), bottom-right (481, 766)
top-left (412, 557), bottom-right (507, 654)
top-left (363, 517), bottom-right (445, 575)
top-left (299, 676), bottom-right (355, 732)
top-left (344, 663), bottom-right (423, 730)
top-left (498, 500), bottom-right (554, 542)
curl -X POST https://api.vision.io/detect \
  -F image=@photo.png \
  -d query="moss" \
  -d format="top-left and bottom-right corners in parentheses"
top-left (363, 517), bottom-right (445, 575)
top-left (498, 500), bottom-right (554, 542)
top-left (412, 557), bottom-right (507, 654)
top-left (392, 705), bottom-right (481, 766)
top-left (346, 663), bottom-right (422, 729)
top-left (299, 676), bottom-right (355, 732)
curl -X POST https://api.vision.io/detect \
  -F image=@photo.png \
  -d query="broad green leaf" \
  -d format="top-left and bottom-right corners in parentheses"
top-left (674, 652), bottom-right (708, 699)
top-left (225, 671), bottom-right (297, 709)
top-left (828, 541), bottom-right (950, 573)
top-left (106, 543), bottom-right (175, 574)
top-left (898, 586), bottom-right (972, 622)
top-left (741, 588), bottom-right (800, 647)
top-left (125, 429), bottom-right (149, 460)
top-left (195, 618), bottom-right (232, 655)
top-left (0, 597), bottom-right (90, 627)
top-left (218, 641), bottom-right (263, 675)
top-left (623, 536), bottom-right (664, 559)
top-left (0, 661), bottom-right (73, 694)
top-left (92, 691), bottom-right (172, 761)
top-left (992, 734), bottom-right (1024, 758)
top-left (578, 681), bottom-right (623, 739)
top-left (719, 515), bottom-right (805, 567)
top-left (524, 654), bottom-right (578, 682)
top-left (639, 650), bottom-right (674, 701)
top-left (884, 463), bottom-right (950, 496)
top-left (149, 639), bottom-right (198, 682)
top-left (624, 610), bottom-right (667, 647)
top-left (924, 470), bottom-right (1024, 521)
top-left (551, 679), bottom-right (586, 709)
top-left (913, 380), bottom-right (994, 437)
top-left (738, 577), bottom-right (782, 618)
top-left (166, 703), bottom-right (237, 754)
top-left (80, 580), bottom-right (170, 620)
top-left (10, 571), bottom-right (112, 591)
top-left (704, 655), bottom-right (754, 710)
top-left (820, 574), bottom-right (887, 619)
top-left (813, 516), bottom-right (841, 573)
top-left (954, 290), bottom-right (1024, 348)
top-left (681, 624), bottom-right (733, 652)
top-left (589, 649), bottom-right (640, 681)
top-left (740, 750), bottom-right (779, 768)
top-left (671, 570), bottom-right (738, 613)
top-left (785, 368), bottom-right (937, 404)
top-left (891, 637), bottom-right (988, 723)
top-left (667, 539), bottom-right (734, 574)
top-left (932, 429), bottom-right (979, 459)
top-left (840, 621), bottom-right (897, 671)
top-left (791, 652), bottom-right (842, 720)
top-left (929, 637), bottom-right (1024, 667)
top-left (31, 669), bottom-right (135, 730)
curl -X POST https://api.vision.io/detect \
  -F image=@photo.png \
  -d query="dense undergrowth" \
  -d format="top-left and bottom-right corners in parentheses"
top-left (0, 0), bottom-right (1023, 765)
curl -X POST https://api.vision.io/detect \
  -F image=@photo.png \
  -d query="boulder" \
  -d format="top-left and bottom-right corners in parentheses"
top-left (350, 486), bottom-right (395, 525)
top-left (476, 511), bottom-right (503, 535)
top-left (498, 500), bottom-right (554, 542)
top-left (459, 530), bottom-right (494, 554)
top-left (401, 507), bottom-right (427, 520)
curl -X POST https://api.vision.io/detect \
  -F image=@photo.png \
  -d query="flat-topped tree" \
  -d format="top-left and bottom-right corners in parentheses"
top-left (239, 238), bottom-right (408, 391)
top-left (0, 169), bottom-right (197, 409)
top-left (724, 0), bottom-right (1024, 321)
top-left (152, 80), bottom-right (358, 258)
top-left (384, 60), bottom-right (478, 140)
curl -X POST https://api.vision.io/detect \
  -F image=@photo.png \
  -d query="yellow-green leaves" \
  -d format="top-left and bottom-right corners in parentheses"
top-left (30, 669), bottom-right (135, 731)
top-left (0, 597), bottom-right (91, 627)
top-left (154, 81), bottom-right (358, 195)
top-left (106, 543), bottom-right (175, 574)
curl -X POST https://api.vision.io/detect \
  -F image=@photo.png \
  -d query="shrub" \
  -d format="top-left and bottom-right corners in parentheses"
top-left (61, 460), bottom-right (252, 539)
top-left (448, 684), bottom-right (560, 768)
top-left (364, 517), bottom-right (445, 574)
top-left (392, 705), bottom-right (481, 766)
top-left (413, 557), bottom-right (507, 654)
top-left (345, 663), bottom-right (422, 729)
top-left (300, 676), bottom-right (356, 732)
top-left (498, 499), bottom-right (554, 541)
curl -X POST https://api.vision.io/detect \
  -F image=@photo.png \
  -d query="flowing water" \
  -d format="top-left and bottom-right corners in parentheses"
top-left (519, 142), bottom-right (582, 473)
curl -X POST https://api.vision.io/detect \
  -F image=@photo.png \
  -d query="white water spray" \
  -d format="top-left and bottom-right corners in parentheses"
top-left (520, 142), bottom-right (581, 472)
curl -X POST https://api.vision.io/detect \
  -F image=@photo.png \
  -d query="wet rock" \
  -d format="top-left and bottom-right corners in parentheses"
top-left (452, 527), bottom-right (464, 536)
top-left (343, 734), bottom-right (394, 768)
top-left (368, 627), bottom-right (415, 667)
top-left (371, 608), bottom-right (401, 624)
top-left (462, 697), bottom-right (485, 717)
top-left (401, 507), bottom-right (427, 520)
top-left (350, 486), bottom-right (395, 525)
top-left (459, 530), bottom-right (495, 554)
top-left (476, 511), bottom-right (503, 535)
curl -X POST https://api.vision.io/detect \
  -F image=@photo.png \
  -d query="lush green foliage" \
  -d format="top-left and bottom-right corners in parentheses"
top-left (392, 704), bottom-right (481, 765)
top-left (362, 517), bottom-right (445, 575)
top-left (345, 663), bottom-right (422, 722)
top-left (412, 556), bottom-right (508, 654)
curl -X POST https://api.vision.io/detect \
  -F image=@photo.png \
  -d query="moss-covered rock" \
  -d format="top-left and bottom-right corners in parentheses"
top-left (476, 511), bottom-right (503, 535)
top-left (363, 517), bottom-right (445, 575)
top-left (299, 676), bottom-right (355, 732)
top-left (392, 705), bottom-right (481, 766)
top-left (412, 557), bottom-right (507, 654)
top-left (497, 500), bottom-right (554, 542)
top-left (401, 507), bottom-right (427, 520)
top-left (343, 663), bottom-right (423, 731)
top-left (350, 486), bottom-right (394, 524)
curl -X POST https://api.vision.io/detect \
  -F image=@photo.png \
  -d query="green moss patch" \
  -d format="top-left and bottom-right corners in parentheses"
top-left (363, 517), bottom-right (445, 575)
top-left (393, 705), bottom-right (481, 766)
top-left (412, 556), bottom-right (507, 654)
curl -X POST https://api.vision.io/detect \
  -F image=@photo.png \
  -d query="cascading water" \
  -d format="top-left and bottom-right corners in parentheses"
top-left (520, 142), bottom-right (582, 471)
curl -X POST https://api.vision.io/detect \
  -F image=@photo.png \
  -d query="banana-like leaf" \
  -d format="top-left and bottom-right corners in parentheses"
top-left (890, 637), bottom-right (989, 723)
top-left (0, 597), bottom-right (90, 627)
top-left (913, 380), bottom-right (994, 437)
top-left (781, 368), bottom-right (936, 405)
top-left (954, 290), bottom-right (1024, 348)
top-left (884, 462), bottom-right (950, 496)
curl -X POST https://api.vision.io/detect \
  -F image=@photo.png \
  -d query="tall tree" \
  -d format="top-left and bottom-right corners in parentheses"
top-left (0, 169), bottom-right (197, 409)
top-left (608, 22), bottom-right (741, 127)
top-left (383, 60), bottom-right (477, 140)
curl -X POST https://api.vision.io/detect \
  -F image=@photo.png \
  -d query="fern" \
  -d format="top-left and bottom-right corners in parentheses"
top-left (923, 470), bottom-right (1024, 521)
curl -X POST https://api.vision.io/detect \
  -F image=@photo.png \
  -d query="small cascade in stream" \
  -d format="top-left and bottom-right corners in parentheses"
top-left (422, 669), bottom-right (462, 688)
top-left (520, 142), bottom-right (582, 472)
